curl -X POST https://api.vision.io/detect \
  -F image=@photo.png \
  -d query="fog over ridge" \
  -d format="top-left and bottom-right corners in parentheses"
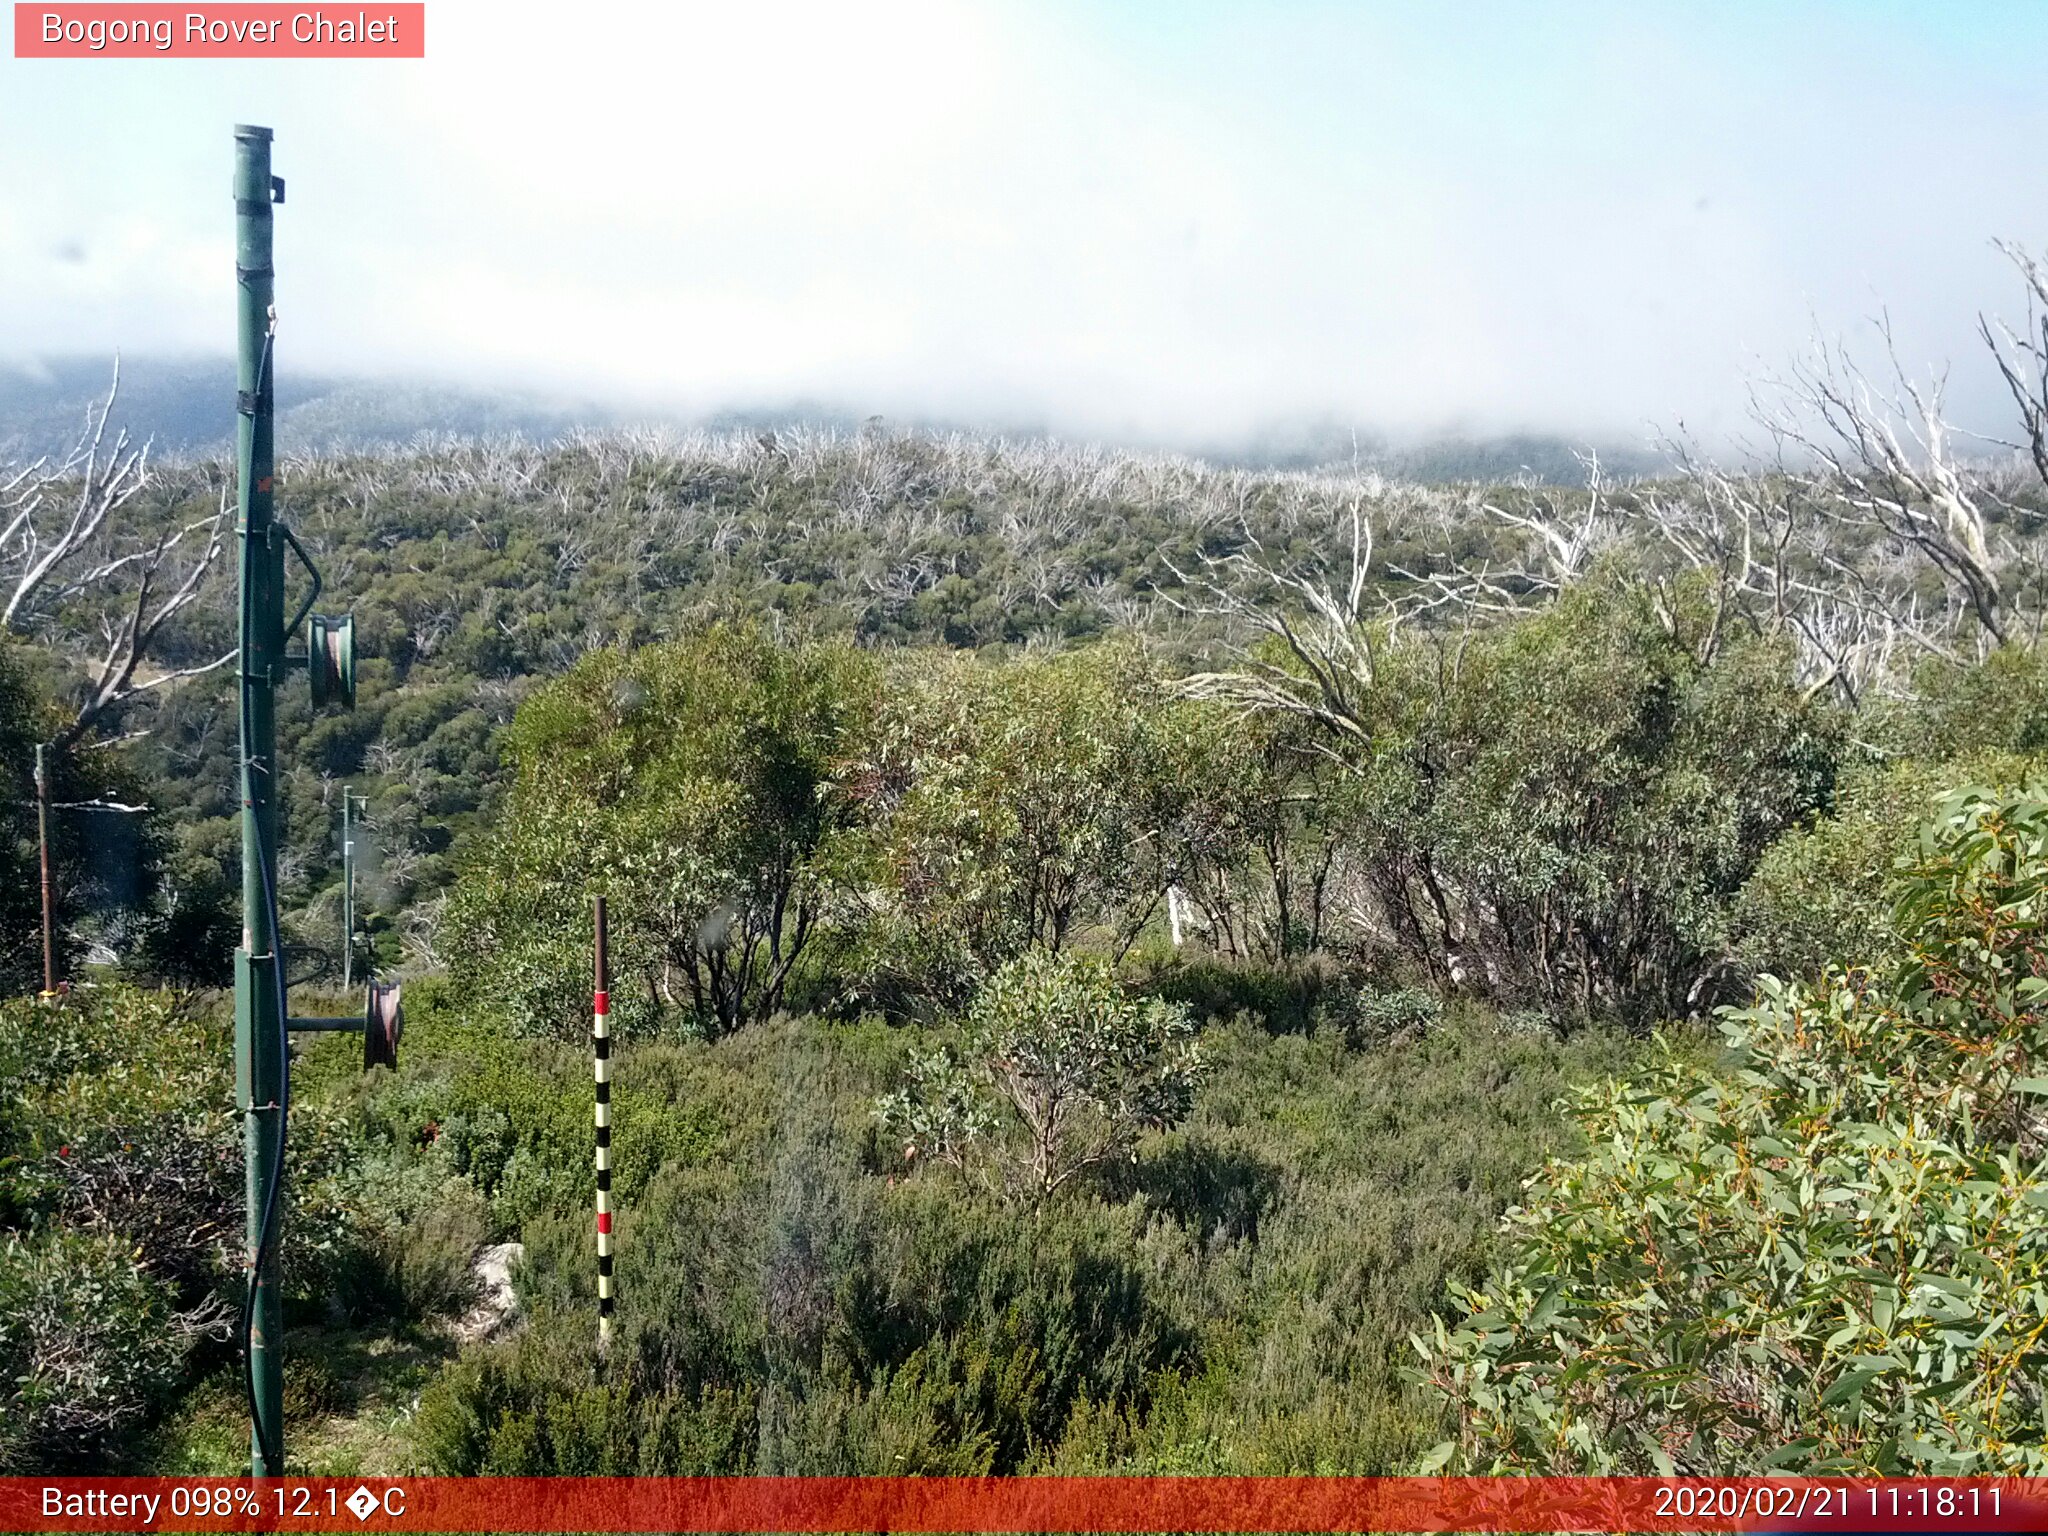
top-left (2, 3), bottom-right (2046, 457)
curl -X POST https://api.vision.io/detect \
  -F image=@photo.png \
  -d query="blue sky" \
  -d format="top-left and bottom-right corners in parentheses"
top-left (3, 1), bottom-right (2046, 450)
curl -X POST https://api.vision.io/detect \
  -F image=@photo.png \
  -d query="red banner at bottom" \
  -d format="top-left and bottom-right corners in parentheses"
top-left (8, 1476), bottom-right (2048, 1533)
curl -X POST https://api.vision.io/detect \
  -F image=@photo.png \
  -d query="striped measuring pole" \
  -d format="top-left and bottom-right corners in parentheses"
top-left (592, 896), bottom-right (614, 1354)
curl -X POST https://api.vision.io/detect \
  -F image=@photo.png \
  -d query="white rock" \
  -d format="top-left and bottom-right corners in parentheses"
top-left (452, 1241), bottom-right (524, 1342)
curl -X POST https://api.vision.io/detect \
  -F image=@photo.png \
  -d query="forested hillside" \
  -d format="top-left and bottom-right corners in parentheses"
top-left (23, 429), bottom-right (1707, 987)
top-left (5, 285), bottom-right (2048, 1474)
top-left (50, 403), bottom-right (2040, 998)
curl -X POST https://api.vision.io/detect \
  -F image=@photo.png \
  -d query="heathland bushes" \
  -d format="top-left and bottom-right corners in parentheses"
top-left (1417, 783), bottom-right (2048, 1474)
top-left (0, 1228), bottom-right (211, 1472)
top-left (1310, 577), bottom-right (1840, 1022)
top-left (19, 534), bottom-right (2045, 1475)
top-left (446, 588), bottom-right (1854, 1040)
top-left (0, 988), bottom-right (254, 1467)
top-left (841, 643), bottom-right (1192, 1006)
top-left (445, 626), bottom-right (880, 1040)
top-left (0, 988), bottom-right (241, 1290)
top-left (416, 1182), bottom-right (1195, 1475)
top-left (0, 983), bottom-right (517, 1469)
top-left (1729, 751), bottom-right (2043, 986)
top-left (407, 999), bottom-right (1637, 1475)
top-left (446, 634), bottom-right (1310, 1037)
top-left (878, 949), bottom-right (1205, 1198)
top-left (1728, 646), bottom-right (2048, 991)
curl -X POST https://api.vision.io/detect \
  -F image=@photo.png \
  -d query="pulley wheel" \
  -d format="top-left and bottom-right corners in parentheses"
top-left (309, 613), bottom-right (356, 710)
top-left (363, 980), bottom-right (403, 1071)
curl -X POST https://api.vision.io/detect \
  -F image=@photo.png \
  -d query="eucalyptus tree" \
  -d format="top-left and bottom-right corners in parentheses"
top-left (447, 625), bottom-right (878, 1039)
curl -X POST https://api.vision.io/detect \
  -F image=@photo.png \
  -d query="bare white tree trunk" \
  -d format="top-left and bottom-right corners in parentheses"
top-left (2, 367), bottom-right (233, 987)
top-left (2, 365), bottom-right (235, 752)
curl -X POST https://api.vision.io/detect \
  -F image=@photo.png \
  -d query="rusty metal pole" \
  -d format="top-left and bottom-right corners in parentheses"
top-left (341, 785), bottom-right (356, 990)
top-left (35, 743), bottom-right (55, 996)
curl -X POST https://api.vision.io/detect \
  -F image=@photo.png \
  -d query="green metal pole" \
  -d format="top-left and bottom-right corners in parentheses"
top-left (341, 785), bottom-right (354, 990)
top-left (232, 122), bottom-right (286, 1479)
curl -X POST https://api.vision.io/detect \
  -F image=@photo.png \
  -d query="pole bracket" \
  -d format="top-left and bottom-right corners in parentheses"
top-left (286, 985), bottom-right (401, 1069)
top-left (287, 1015), bottom-right (363, 1033)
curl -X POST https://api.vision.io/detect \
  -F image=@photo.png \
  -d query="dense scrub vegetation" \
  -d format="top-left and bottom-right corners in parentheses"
top-left (320, 980), bottom-right (1639, 1475)
top-left (0, 958), bottom-right (1641, 1474)
top-left (8, 260), bottom-right (2048, 1473)
top-left (83, 431), bottom-right (1618, 989)
top-left (444, 608), bottom-right (1849, 1043)
top-left (11, 608), bottom-right (2040, 1474)
top-left (1421, 782), bottom-right (2048, 1475)
top-left (9, 384), bottom-right (2041, 1000)
top-left (0, 985), bottom-right (435, 1471)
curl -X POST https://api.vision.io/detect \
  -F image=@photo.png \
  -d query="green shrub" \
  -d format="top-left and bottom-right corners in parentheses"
top-left (842, 644), bottom-right (1190, 1007)
top-left (879, 951), bottom-right (1204, 1198)
top-left (281, 1351), bottom-right (353, 1422)
top-left (317, 982), bottom-right (726, 1241)
top-left (418, 1175), bottom-right (1195, 1475)
top-left (1335, 984), bottom-right (1443, 1044)
top-left (1732, 750), bottom-right (2043, 984)
top-left (321, 1161), bottom-right (489, 1321)
top-left (0, 1227), bottom-right (220, 1472)
top-left (394, 972), bottom-right (1638, 1476)
top-left (1417, 781), bottom-right (2048, 1475)
top-left (1147, 955), bottom-right (1343, 1037)
top-left (393, 1182), bottom-right (490, 1316)
top-left (0, 987), bottom-right (239, 1285)
top-left (0, 981), bottom-right (414, 1439)
top-left (135, 850), bottom-right (237, 989)
top-left (412, 1319), bottom-right (760, 1474)
top-left (1241, 575), bottom-right (1841, 1023)
top-left (409, 1004), bottom-right (1204, 1475)
top-left (446, 625), bottom-right (878, 1039)
top-left (1152, 706), bottom-right (1359, 965)
top-left (1889, 645), bottom-right (2048, 760)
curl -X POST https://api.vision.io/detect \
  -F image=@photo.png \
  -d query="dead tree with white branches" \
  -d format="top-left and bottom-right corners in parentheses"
top-left (1638, 436), bottom-right (1913, 706)
top-left (1982, 241), bottom-right (2048, 499)
top-left (1632, 255), bottom-right (2048, 706)
top-left (1, 367), bottom-right (232, 990)
top-left (1756, 315), bottom-right (2037, 660)
top-left (1165, 494), bottom-right (1387, 751)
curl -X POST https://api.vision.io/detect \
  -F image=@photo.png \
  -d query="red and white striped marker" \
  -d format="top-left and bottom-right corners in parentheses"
top-left (592, 896), bottom-right (614, 1353)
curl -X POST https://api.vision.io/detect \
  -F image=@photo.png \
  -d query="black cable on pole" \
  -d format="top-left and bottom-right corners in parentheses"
top-left (238, 760), bottom-right (289, 1474)
top-left (236, 325), bottom-right (289, 1477)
